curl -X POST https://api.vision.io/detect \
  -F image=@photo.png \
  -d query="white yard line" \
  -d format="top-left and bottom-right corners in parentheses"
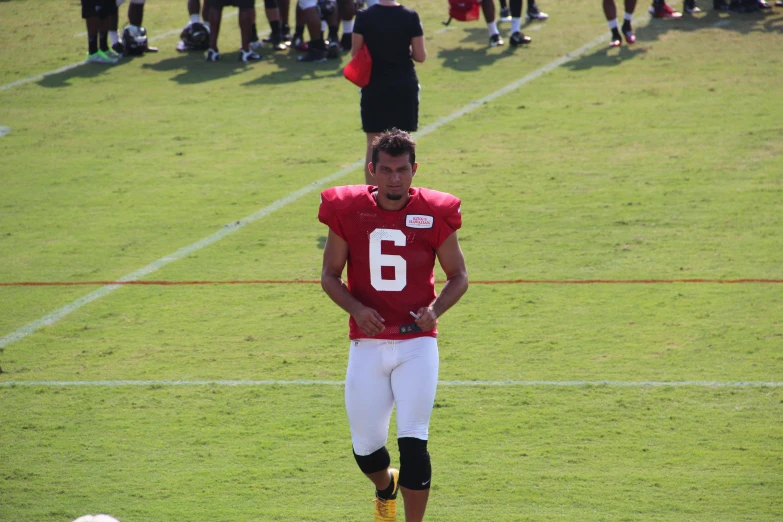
top-left (4, 11), bottom-right (239, 92)
top-left (0, 126), bottom-right (10, 138)
top-left (1, 28), bottom-right (634, 349)
top-left (0, 380), bottom-right (780, 387)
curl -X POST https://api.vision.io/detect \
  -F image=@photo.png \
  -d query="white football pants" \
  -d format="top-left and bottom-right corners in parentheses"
top-left (346, 337), bottom-right (439, 456)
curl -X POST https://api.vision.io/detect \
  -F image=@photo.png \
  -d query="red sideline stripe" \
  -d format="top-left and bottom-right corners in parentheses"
top-left (1, 279), bottom-right (782, 287)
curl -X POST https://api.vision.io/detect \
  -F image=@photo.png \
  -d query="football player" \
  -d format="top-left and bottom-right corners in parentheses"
top-left (605, 0), bottom-right (637, 47)
top-left (482, 0), bottom-right (531, 47)
top-left (498, 0), bottom-right (549, 21)
top-left (295, 0), bottom-right (329, 61)
top-left (205, 0), bottom-right (263, 62)
top-left (319, 129), bottom-right (469, 522)
top-left (80, 0), bottom-right (119, 63)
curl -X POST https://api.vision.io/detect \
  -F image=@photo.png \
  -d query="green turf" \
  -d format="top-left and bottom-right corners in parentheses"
top-left (1, 0), bottom-right (782, 520)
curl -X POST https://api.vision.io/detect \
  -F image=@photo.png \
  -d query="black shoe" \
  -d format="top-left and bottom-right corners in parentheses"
top-left (713, 0), bottom-right (729, 9)
top-left (509, 31), bottom-right (532, 46)
top-left (297, 47), bottom-right (326, 62)
top-left (526, 3), bottom-right (549, 20)
top-left (684, 0), bottom-right (702, 11)
top-left (327, 40), bottom-right (340, 59)
top-left (340, 32), bottom-right (352, 52)
top-left (489, 33), bottom-right (504, 47)
top-left (111, 42), bottom-right (125, 57)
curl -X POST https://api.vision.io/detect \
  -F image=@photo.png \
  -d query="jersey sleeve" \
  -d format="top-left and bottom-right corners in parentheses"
top-left (410, 10), bottom-right (424, 38)
top-left (318, 189), bottom-right (348, 241)
top-left (354, 10), bottom-right (366, 36)
top-left (433, 194), bottom-right (462, 249)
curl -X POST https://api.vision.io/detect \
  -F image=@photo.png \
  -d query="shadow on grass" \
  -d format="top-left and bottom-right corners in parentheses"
top-left (565, 8), bottom-right (781, 71)
top-left (37, 62), bottom-right (108, 88)
top-left (241, 50), bottom-right (344, 86)
top-left (437, 27), bottom-right (531, 72)
top-left (140, 51), bottom-right (251, 84)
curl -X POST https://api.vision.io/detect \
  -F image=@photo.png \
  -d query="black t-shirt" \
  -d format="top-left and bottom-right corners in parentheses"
top-left (354, 4), bottom-right (423, 86)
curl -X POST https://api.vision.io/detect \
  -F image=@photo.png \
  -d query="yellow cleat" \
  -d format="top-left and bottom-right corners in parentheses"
top-left (373, 468), bottom-right (400, 522)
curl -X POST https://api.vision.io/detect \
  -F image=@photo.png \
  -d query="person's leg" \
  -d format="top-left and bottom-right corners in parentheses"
top-left (239, 6), bottom-right (254, 51)
top-left (85, 15), bottom-right (100, 56)
top-left (345, 339), bottom-right (396, 485)
top-left (482, 0), bottom-right (502, 46)
top-left (296, 0), bottom-right (326, 60)
top-left (337, 0), bottom-right (355, 49)
top-left (391, 337), bottom-right (439, 522)
top-left (508, 0), bottom-right (531, 45)
top-left (621, 0), bottom-right (637, 43)
top-left (207, 1), bottom-right (223, 54)
top-left (604, 0), bottom-right (622, 46)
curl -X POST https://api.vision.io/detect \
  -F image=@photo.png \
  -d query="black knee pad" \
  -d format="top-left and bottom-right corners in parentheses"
top-left (398, 437), bottom-right (431, 490)
top-left (353, 446), bottom-right (390, 475)
top-left (264, 0), bottom-right (278, 9)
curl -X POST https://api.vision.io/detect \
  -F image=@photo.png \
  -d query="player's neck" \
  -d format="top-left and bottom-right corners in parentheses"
top-left (372, 189), bottom-right (409, 211)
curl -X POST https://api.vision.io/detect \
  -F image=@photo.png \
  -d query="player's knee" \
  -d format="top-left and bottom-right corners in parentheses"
top-left (398, 437), bottom-right (431, 490)
top-left (298, 0), bottom-right (318, 10)
top-left (353, 446), bottom-right (391, 475)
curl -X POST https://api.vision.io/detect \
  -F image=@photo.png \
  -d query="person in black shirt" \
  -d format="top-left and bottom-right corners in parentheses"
top-left (352, 1), bottom-right (426, 185)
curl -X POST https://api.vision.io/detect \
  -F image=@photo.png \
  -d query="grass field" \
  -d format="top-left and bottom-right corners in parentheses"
top-left (1, 0), bottom-right (782, 521)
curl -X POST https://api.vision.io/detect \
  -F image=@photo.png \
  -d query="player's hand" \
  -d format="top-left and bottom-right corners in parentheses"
top-left (353, 307), bottom-right (385, 337)
top-left (414, 306), bottom-right (438, 332)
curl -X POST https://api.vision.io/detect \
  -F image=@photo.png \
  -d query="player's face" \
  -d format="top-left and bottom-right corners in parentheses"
top-left (372, 151), bottom-right (417, 201)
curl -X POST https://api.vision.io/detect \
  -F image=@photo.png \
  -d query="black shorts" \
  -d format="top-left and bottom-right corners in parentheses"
top-left (81, 0), bottom-right (118, 19)
top-left (360, 81), bottom-right (420, 134)
top-left (207, 0), bottom-right (256, 8)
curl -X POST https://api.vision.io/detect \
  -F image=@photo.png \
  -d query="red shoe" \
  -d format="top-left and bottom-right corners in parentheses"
top-left (650, 2), bottom-right (684, 17)
top-left (610, 36), bottom-right (622, 47)
top-left (623, 29), bottom-right (636, 44)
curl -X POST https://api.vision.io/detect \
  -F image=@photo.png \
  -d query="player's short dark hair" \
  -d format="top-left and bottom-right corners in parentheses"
top-left (372, 128), bottom-right (416, 167)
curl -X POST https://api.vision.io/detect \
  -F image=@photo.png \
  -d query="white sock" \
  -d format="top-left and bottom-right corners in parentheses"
top-left (342, 20), bottom-right (354, 33)
top-left (109, 31), bottom-right (119, 45)
top-left (608, 18), bottom-right (618, 30)
top-left (624, 12), bottom-right (634, 21)
top-left (321, 20), bottom-right (328, 33)
top-left (511, 18), bottom-right (522, 33)
top-left (487, 21), bottom-right (499, 36)
top-left (190, 13), bottom-right (201, 24)
top-left (203, 21), bottom-right (210, 31)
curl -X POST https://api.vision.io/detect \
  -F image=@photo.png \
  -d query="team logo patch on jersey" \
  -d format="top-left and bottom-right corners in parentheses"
top-left (406, 214), bottom-right (434, 229)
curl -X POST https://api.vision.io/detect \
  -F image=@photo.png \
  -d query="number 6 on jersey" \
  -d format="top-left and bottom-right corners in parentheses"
top-left (370, 228), bottom-right (407, 292)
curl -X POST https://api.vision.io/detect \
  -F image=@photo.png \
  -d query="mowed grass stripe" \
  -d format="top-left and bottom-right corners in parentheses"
top-left (2, 380), bottom-right (781, 387)
top-left (0, 27), bottom-right (638, 350)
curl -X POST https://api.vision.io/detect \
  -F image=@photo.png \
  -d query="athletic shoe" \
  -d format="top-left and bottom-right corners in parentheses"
top-left (373, 469), bottom-right (399, 522)
top-left (327, 40), bottom-right (340, 59)
top-left (776, 0), bottom-right (783, 6)
top-left (622, 24), bottom-right (636, 43)
top-left (758, 0), bottom-right (772, 8)
top-left (297, 47), bottom-right (326, 62)
top-left (526, 5), bottom-right (550, 21)
top-left (86, 50), bottom-right (118, 64)
top-left (205, 48), bottom-right (220, 61)
top-left (340, 32), bottom-right (353, 52)
top-left (684, 0), bottom-right (702, 11)
top-left (650, 2), bottom-right (684, 17)
top-left (509, 31), bottom-right (532, 46)
top-left (610, 29), bottom-right (622, 47)
top-left (103, 48), bottom-right (122, 60)
top-left (250, 39), bottom-right (264, 51)
top-left (111, 42), bottom-right (125, 57)
top-left (499, 6), bottom-right (512, 21)
top-left (239, 49), bottom-right (264, 61)
top-left (489, 33), bottom-right (504, 47)
top-left (292, 35), bottom-right (308, 52)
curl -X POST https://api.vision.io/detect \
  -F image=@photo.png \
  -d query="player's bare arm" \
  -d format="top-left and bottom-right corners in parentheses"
top-left (321, 229), bottom-right (386, 337)
top-left (414, 231), bottom-right (469, 331)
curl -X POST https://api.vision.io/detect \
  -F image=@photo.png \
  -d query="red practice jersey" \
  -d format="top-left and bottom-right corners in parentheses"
top-left (319, 185), bottom-right (462, 340)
